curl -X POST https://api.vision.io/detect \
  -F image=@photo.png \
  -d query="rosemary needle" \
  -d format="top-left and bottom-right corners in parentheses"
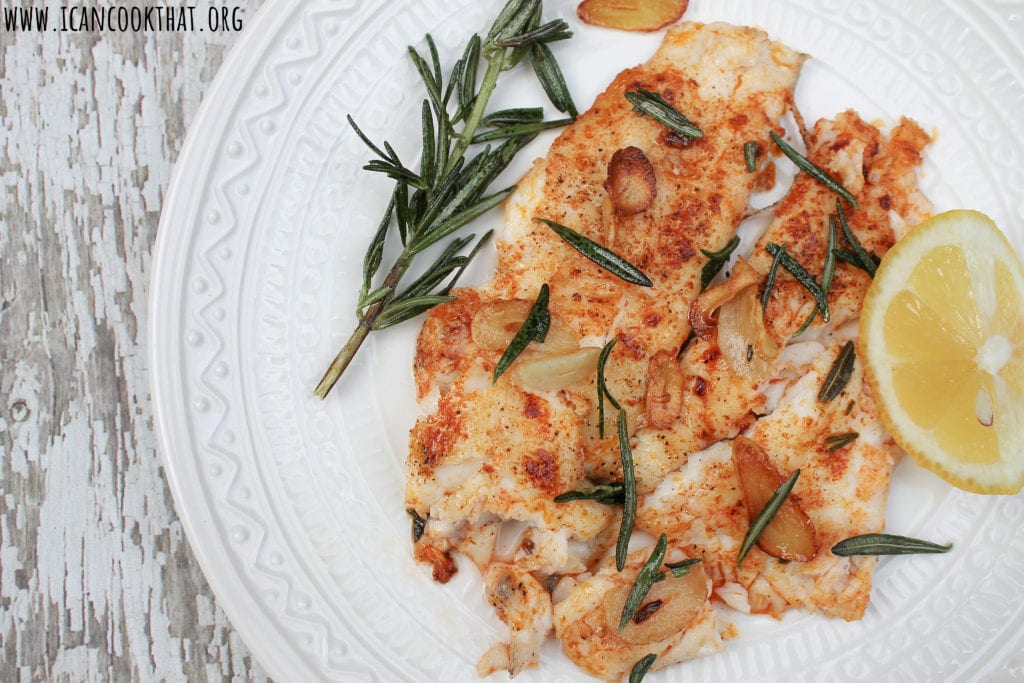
top-left (744, 141), bottom-right (758, 172)
top-left (596, 338), bottom-right (620, 438)
top-left (700, 235), bottom-right (741, 291)
top-left (824, 432), bottom-right (859, 452)
top-left (819, 340), bottom-right (856, 402)
top-left (770, 130), bottom-right (859, 208)
top-left (764, 243), bottom-right (830, 323)
top-left (832, 533), bottom-right (952, 556)
top-left (595, 343), bottom-right (637, 572)
top-left (493, 283), bottom-right (550, 383)
top-left (761, 243), bottom-right (786, 311)
top-left (537, 218), bottom-right (653, 286)
top-left (620, 534), bottom-right (668, 629)
top-left (737, 469), bottom-right (800, 567)
top-left (553, 482), bottom-right (624, 504)
top-left (615, 408), bottom-right (637, 572)
top-left (629, 654), bottom-right (657, 683)
top-left (625, 88), bottom-right (703, 139)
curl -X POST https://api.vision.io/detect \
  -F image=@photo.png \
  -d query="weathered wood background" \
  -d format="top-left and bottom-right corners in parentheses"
top-left (1, 3), bottom-right (270, 680)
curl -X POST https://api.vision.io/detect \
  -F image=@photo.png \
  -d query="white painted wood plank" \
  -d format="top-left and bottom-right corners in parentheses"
top-left (1, 4), bottom-right (270, 680)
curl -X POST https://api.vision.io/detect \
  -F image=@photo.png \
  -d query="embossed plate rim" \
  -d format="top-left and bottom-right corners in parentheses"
top-left (151, 0), bottom-right (1024, 680)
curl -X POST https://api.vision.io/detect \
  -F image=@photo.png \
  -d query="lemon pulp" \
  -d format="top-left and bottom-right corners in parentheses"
top-left (861, 210), bottom-right (1024, 494)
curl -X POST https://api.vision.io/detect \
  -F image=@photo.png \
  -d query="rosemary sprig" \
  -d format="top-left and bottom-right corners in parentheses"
top-left (744, 141), bottom-right (758, 172)
top-left (536, 218), bottom-right (653, 286)
top-left (836, 200), bottom-right (877, 276)
top-left (407, 508), bottom-right (427, 542)
top-left (700, 235), bottom-right (741, 291)
top-left (597, 338), bottom-right (621, 438)
top-left (819, 340), bottom-right (856, 402)
top-left (553, 482), bottom-right (624, 504)
top-left (824, 432), bottom-right (859, 452)
top-left (769, 130), bottom-right (859, 208)
top-left (625, 88), bottom-right (703, 139)
top-left (629, 654), bottom-right (657, 683)
top-left (615, 408), bottom-right (637, 572)
top-left (493, 283), bottom-right (550, 383)
top-left (764, 243), bottom-right (830, 323)
top-left (620, 534), bottom-right (668, 630)
top-left (315, 0), bottom-right (577, 399)
top-left (832, 533), bottom-right (952, 556)
top-left (737, 469), bottom-right (800, 567)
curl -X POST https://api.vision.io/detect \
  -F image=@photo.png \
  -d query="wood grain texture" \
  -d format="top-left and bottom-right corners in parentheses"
top-left (1, 3), bottom-right (271, 680)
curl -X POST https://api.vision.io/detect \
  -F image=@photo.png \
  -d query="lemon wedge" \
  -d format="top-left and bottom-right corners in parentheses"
top-left (860, 210), bottom-right (1024, 494)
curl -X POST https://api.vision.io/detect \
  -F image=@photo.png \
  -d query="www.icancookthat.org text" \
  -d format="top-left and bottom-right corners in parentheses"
top-left (3, 5), bottom-right (244, 32)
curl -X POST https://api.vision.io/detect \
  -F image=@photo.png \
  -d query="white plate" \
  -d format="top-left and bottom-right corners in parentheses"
top-left (150, 0), bottom-right (1024, 680)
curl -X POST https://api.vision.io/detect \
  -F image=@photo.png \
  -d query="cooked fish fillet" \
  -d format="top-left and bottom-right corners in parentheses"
top-left (633, 112), bottom-right (930, 621)
top-left (405, 17), bottom-right (936, 680)
top-left (753, 111), bottom-right (933, 337)
top-left (493, 22), bottom-right (805, 483)
top-left (744, 343), bottom-right (900, 620)
top-left (407, 21), bottom-right (806, 676)
top-left (628, 110), bottom-right (932, 490)
top-left (553, 545), bottom-right (722, 682)
top-left (638, 340), bottom-right (901, 620)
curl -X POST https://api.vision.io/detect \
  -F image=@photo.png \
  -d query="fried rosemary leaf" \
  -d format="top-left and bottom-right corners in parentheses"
top-left (833, 248), bottom-right (876, 273)
top-left (554, 482), bottom-right (624, 504)
top-left (625, 88), bottom-right (703, 139)
top-left (824, 432), bottom-right (859, 452)
top-left (737, 469), bottom-right (800, 567)
top-left (769, 130), bottom-right (859, 208)
top-left (315, 0), bottom-right (579, 399)
top-left (537, 218), bottom-right (653, 286)
top-left (407, 508), bottom-right (427, 542)
top-left (675, 328), bottom-right (696, 360)
top-left (836, 199), bottom-right (877, 276)
top-left (831, 533), bottom-right (952, 556)
top-left (818, 340), bottom-right (856, 402)
top-left (597, 338), bottom-right (621, 438)
top-left (620, 534), bottom-right (668, 630)
top-left (794, 213), bottom-right (839, 335)
top-left (665, 557), bottom-right (701, 578)
top-left (700, 235), bottom-right (741, 291)
top-left (764, 243), bottom-right (830, 323)
top-left (615, 408), bottom-right (637, 572)
top-left (629, 654), bottom-right (657, 683)
top-left (744, 141), bottom-right (758, 172)
top-left (760, 243), bottom-right (785, 312)
top-left (493, 283), bottom-right (551, 383)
